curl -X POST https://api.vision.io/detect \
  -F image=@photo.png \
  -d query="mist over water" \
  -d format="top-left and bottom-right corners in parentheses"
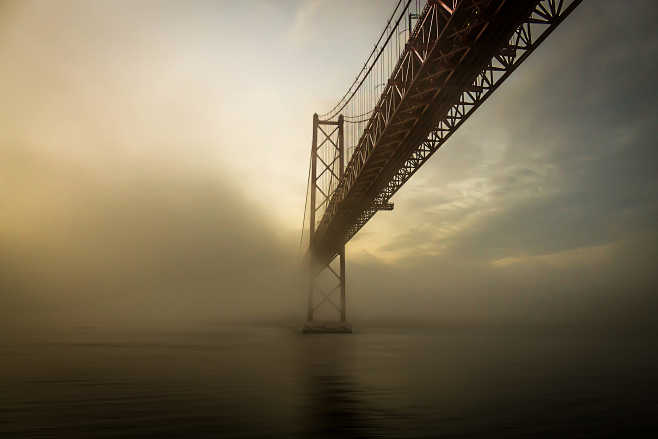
top-left (1, 144), bottom-right (299, 335)
top-left (3, 141), bottom-right (656, 337)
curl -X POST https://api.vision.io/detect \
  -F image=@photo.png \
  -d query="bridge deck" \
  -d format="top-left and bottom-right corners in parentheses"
top-left (311, 0), bottom-right (578, 268)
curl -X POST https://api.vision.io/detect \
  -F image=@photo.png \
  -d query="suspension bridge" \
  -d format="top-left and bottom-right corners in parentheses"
top-left (300, 0), bottom-right (582, 332)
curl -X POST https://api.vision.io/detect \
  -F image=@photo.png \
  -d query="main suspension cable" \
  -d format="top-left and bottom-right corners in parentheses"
top-left (299, 144), bottom-right (312, 249)
top-left (318, 0), bottom-right (411, 120)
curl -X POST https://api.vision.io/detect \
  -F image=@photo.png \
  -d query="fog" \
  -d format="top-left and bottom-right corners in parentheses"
top-left (2, 0), bottom-right (657, 338)
top-left (4, 139), bottom-right (656, 336)
top-left (1, 143), bottom-right (299, 334)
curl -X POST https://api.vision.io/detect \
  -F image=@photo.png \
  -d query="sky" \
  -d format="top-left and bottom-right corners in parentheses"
top-left (1, 0), bottom-right (657, 334)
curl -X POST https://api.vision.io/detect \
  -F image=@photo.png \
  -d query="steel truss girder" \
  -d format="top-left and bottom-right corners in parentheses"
top-left (315, 0), bottom-right (506, 260)
top-left (311, 0), bottom-right (582, 266)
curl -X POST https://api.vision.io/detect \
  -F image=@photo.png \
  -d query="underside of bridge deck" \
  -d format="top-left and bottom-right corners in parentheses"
top-left (311, 0), bottom-right (582, 271)
top-left (303, 0), bottom-right (582, 326)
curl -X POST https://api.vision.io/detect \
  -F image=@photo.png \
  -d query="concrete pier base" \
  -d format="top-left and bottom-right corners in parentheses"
top-left (302, 321), bottom-right (352, 334)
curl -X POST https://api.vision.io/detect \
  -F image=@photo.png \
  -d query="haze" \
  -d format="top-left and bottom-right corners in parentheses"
top-left (2, 0), bottom-right (657, 337)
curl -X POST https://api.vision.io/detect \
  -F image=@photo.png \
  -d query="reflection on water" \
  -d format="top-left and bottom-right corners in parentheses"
top-left (308, 375), bottom-right (374, 438)
top-left (1, 327), bottom-right (656, 437)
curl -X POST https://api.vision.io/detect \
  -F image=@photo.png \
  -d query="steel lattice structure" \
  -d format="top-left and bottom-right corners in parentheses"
top-left (303, 0), bottom-right (582, 327)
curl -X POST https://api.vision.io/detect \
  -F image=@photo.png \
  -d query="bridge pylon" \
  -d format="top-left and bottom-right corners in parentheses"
top-left (303, 113), bottom-right (351, 334)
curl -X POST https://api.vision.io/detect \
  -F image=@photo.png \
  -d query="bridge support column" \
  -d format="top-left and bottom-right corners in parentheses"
top-left (304, 114), bottom-right (351, 333)
top-left (306, 113), bottom-right (318, 323)
top-left (339, 246), bottom-right (346, 322)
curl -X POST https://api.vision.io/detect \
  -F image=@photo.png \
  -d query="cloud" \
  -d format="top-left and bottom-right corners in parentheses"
top-left (287, 0), bottom-right (324, 44)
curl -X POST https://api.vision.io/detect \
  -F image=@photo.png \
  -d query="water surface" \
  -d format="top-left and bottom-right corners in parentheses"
top-left (1, 326), bottom-right (656, 437)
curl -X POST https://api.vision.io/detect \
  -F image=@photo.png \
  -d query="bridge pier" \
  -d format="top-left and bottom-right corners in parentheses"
top-left (303, 247), bottom-right (351, 334)
top-left (304, 114), bottom-right (351, 334)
